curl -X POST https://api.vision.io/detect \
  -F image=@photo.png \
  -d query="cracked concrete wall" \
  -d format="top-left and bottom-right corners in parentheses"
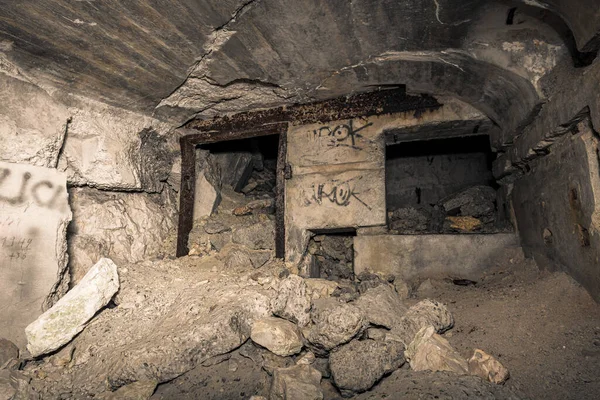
top-left (512, 121), bottom-right (600, 302)
top-left (285, 101), bottom-right (490, 269)
top-left (0, 71), bottom-right (180, 292)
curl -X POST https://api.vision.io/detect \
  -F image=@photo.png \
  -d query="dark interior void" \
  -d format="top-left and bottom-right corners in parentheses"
top-left (307, 230), bottom-right (356, 280)
top-left (199, 135), bottom-right (279, 198)
top-left (385, 135), bottom-right (511, 234)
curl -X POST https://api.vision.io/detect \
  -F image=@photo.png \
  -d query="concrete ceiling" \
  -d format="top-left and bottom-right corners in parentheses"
top-left (0, 0), bottom-right (598, 135)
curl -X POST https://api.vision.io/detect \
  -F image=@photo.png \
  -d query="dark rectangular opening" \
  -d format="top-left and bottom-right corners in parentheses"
top-left (306, 229), bottom-right (357, 280)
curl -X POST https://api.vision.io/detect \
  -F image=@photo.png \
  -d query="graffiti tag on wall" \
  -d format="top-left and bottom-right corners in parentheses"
top-left (0, 167), bottom-right (68, 212)
top-left (310, 176), bottom-right (372, 211)
top-left (310, 120), bottom-right (374, 150)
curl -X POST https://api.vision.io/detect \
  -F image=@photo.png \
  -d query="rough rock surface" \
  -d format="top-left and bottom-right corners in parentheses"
top-left (395, 299), bottom-right (454, 345)
top-left (58, 98), bottom-right (171, 190)
top-left (232, 219), bottom-right (276, 250)
top-left (468, 349), bottom-right (510, 384)
top-left (442, 185), bottom-right (496, 221)
top-left (0, 339), bottom-right (18, 369)
top-left (330, 339), bottom-right (405, 397)
top-left (251, 317), bottom-right (304, 357)
top-left (304, 299), bottom-right (366, 353)
top-left (353, 369), bottom-right (525, 400)
top-left (353, 284), bottom-right (408, 329)
top-left (194, 149), bottom-right (222, 220)
top-left (270, 364), bottom-right (323, 400)
top-left (25, 258), bottom-right (120, 357)
top-left (25, 256), bottom-right (283, 398)
top-left (305, 279), bottom-right (339, 301)
top-left (215, 152), bottom-right (254, 192)
top-left (405, 326), bottom-right (468, 374)
top-left (100, 380), bottom-right (157, 400)
top-left (388, 207), bottom-right (430, 233)
top-left (272, 275), bottom-right (311, 327)
top-left (68, 188), bottom-right (177, 283)
top-left (0, 74), bottom-right (69, 168)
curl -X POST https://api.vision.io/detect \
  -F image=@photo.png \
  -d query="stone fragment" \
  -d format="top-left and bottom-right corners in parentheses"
top-left (446, 216), bottom-right (482, 232)
top-left (353, 284), bottom-right (408, 330)
top-left (296, 351), bottom-right (316, 365)
top-left (194, 172), bottom-right (221, 219)
top-left (0, 370), bottom-right (16, 400)
top-left (215, 151), bottom-right (254, 192)
top-left (388, 207), bottom-right (430, 233)
top-left (272, 275), bottom-right (311, 327)
top-left (0, 340), bottom-right (18, 369)
top-left (233, 198), bottom-right (274, 216)
top-left (305, 279), bottom-right (339, 301)
top-left (25, 258), bottom-right (120, 357)
top-left (251, 317), bottom-right (304, 357)
top-left (101, 380), bottom-right (157, 400)
top-left (330, 339), bottom-right (405, 397)
top-left (232, 219), bottom-right (276, 250)
top-left (0, 161), bottom-right (72, 349)
top-left (270, 364), bottom-right (323, 400)
top-left (393, 279), bottom-right (411, 299)
top-left (442, 186), bottom-right (496, 219)
top-left (405, 326), bottom-right (468, 374)
top-left (468, 349), bottom-right (510, 384)
top-left (304, 299), bottom-right (366, 353)
top-left (395, 299), bottom-right (454, 345)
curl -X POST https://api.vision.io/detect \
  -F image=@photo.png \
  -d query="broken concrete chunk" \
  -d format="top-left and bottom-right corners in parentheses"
top-left (395, 299), bottom-right (454, 345)
top-left (305, 279), bottom-right (339, 301)
top-left (441, 185), bottom-right (496, 219)
top-left (0, 339), bottom-right (18, 370)
top-left (232, 219), bottom-right (276, 250)
top-left (251, 317), bottom-right (304, 357)
top-left (353, 284), bottom-right (408, 330)
top-left (194, 172), bottom-right (221, 219)
top-left (330, 339), bottom-right (405, 397)
top-left (215, 151), bottom-right (254, 192)
top-left (272, 275), bottom-right (311, 327)
top-left (304, 299), bottom-right (366, 353)
top-left (270, 364), bottom-right (323, 400)
top-left (405, 326), bottom-right (468, 374)
top-left (296, 351), bottom-right (316, 365)
top-left (233, 198), bottom-right (274, 216)
top-left (468, 349), bottom-right (510, 384)
top-left (388, 207), bottom-right (430, 233)
top-left (25, 258), bottom-right (119, 357)
top-left (0, 370), bottom-right (17, 400)
top-left (446, 215), bottom-right (483, 232)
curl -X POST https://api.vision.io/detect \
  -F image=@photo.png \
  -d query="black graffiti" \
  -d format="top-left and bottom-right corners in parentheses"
top-left (312, 177), bottom-right (372, 211)
top-left (312, 120), bottom-right (373, 149)
top-left (0, 168), bottom-right (66, 210)
top-left (1, 235), bottom-right (33, 261)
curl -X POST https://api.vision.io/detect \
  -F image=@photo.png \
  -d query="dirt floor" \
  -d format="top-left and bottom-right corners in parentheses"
top-left (150, 253), bottom-right (600, 400)
top-left (388, 256), bottom-right (600, 400)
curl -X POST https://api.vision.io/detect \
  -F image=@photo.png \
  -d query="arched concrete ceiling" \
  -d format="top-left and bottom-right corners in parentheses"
top-left (0, 0), bottom-right (597, 135)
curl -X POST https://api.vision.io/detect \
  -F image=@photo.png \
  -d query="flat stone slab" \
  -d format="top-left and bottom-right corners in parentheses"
top-left (0, 161), bottom-right (71, 349)
top-left (354, 233), bottom-right (520, 282)
top-left (25, 258), bottom-right (119, 357)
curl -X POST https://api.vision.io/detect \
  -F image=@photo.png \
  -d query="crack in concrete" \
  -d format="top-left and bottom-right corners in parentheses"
top-left (432, 0), bottom-right (471, 26)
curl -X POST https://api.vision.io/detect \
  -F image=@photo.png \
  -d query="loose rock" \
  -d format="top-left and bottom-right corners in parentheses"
top-left (251, 317), bottom-right (304, 357)
top-left (395, 299), bottom-right (454, 345)
top-left (25, 258), bottom-right (120, 357)
top-left (468, 349), bottom-right (510, 384)
top-left (330, 339), bottom-right (405, 397)
top-left (304, 299), bottom-right (366, 353)
top-left (405, 326), bottom-right (468, 374)
top-left (353, 284), bottom-right (408, 329)
top-left (100, 380), bottom-right (157, 400)
top-left (0, 339), bottom-right (18, 369)
top-left (272, 275), bottom-right (311, 327)
top-left (270, 364), bottom-right (323, 400)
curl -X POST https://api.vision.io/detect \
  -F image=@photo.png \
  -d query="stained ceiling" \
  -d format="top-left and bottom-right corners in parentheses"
top-left (0, 0), bottom-right (598, 142)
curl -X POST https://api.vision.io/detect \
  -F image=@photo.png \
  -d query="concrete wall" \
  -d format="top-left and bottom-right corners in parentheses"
top-left (354, 233), bottom-right (521, 282)
top-left (0, 162), bottom-right (71, 349)
top-left (354, 233), bottom-right (521, 283)
top-left (386, 151), bottom-right (493, 210)
top-left (512, 121), bottom-right (600, 301)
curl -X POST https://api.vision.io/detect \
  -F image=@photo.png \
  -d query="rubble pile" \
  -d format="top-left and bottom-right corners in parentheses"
top-left (388, 185), bottom-right (512, 234)
top-left (307, 235), bottom-right (355, 281)
top-left (0, 166), bottom-right (519, 400)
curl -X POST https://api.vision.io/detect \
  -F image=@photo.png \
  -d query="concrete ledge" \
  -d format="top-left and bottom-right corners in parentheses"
top-left (354, 234), bottom-right (520, 282)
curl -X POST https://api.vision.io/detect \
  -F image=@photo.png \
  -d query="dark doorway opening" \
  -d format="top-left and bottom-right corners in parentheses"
top-left (385, 135), bottom-right (510, 234)
top-left (306, 228), bottom-right (357, 280)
